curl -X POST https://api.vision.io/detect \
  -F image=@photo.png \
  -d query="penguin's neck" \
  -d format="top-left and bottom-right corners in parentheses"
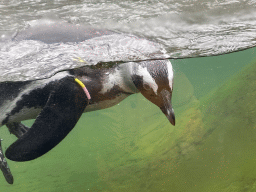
top-left (99, 63), bottom-right (138, 95)
top-left (73, 63), bottom-right (138, 112)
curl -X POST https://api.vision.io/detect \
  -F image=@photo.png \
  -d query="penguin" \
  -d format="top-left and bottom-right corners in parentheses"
top-left (1, 59), bottom-right (175, 160)
top-left (0, 22), bottom-right (175, 183)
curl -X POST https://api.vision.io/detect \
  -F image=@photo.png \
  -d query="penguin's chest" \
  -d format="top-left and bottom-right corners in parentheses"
top-left (84, 93), bottom-right (129, 112)
top-left (81, 70), bottom-right (133, 112)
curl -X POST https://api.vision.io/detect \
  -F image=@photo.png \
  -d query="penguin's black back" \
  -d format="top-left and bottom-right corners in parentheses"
top-left (0, 81), bottom-right (30, 107)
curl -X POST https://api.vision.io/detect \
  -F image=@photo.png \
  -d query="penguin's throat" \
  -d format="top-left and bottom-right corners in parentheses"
top-left (99, 68), bottom-right (136, 94)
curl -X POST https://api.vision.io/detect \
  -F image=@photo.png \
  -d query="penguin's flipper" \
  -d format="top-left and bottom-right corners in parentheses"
top-left (5, 79), bottom-right (88, 162)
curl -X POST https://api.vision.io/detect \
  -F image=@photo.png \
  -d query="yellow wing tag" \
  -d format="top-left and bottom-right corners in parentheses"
top-left (75, 78), bottom-right (85, 88)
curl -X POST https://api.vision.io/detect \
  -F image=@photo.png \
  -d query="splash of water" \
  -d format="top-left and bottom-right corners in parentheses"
top-left (0, 0), bottom-right (256, 81)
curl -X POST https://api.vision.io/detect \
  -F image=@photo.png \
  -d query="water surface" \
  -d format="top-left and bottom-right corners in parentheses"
top-left (1, 0), bottom-right (256, 58)
top-left (1, 0), bottom-right (256, 82)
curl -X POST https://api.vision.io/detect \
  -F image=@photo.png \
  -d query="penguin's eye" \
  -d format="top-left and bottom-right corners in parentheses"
top-left (143, 83), bottom-right (151, 90)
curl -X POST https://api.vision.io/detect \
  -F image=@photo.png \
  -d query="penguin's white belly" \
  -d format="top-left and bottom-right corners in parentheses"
top-left (0, 102), bottom-right (40, 126)
top-left (7, 107), bottom-right (42, 123)
top-left (84, 93), bottom-right (129, 112)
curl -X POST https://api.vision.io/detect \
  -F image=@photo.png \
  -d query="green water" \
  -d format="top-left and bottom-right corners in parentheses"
top-left (1, 47), bottom-right (256, 191)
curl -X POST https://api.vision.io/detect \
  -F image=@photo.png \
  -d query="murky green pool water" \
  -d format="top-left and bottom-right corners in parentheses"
top-left (1, 46), bottom-right (256, 191)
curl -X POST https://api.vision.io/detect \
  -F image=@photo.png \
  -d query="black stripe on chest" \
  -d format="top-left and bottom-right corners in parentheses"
top-left (1, 81), bottom-right (55, 125)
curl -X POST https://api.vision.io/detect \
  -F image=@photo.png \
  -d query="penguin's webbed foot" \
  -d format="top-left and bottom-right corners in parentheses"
top-left (0, 139), bottom-right (14, 184)
top-left (6, 122), bottom-right (29, 138)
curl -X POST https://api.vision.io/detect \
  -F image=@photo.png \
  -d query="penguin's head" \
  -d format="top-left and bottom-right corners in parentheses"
top-left (132, 60), bottom-right (175, 126)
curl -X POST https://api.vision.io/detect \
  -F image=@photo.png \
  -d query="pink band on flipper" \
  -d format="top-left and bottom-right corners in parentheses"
top-left (82, 86), bottom-right (91, 100)
top-left (74, 78), bottom-right (91, 100)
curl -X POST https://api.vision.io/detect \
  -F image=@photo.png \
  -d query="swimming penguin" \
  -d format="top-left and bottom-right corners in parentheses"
top-left (0, 22), bottom-right (175, 184)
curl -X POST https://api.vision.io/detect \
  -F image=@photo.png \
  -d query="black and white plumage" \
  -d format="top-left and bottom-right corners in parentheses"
top-left (0, 23), bottom-right (175, 184)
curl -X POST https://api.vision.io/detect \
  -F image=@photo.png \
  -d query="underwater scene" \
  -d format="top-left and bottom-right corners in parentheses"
top-left (1, 0), bottom-right (256, 191)
top-left (0, 46), bottom-right (255, 191)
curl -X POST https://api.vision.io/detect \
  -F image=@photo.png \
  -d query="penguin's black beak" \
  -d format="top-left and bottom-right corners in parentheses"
top-left (158, 89), bottom-right (175, 126)
top-left (140, 88), bottom-right (175, 126)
